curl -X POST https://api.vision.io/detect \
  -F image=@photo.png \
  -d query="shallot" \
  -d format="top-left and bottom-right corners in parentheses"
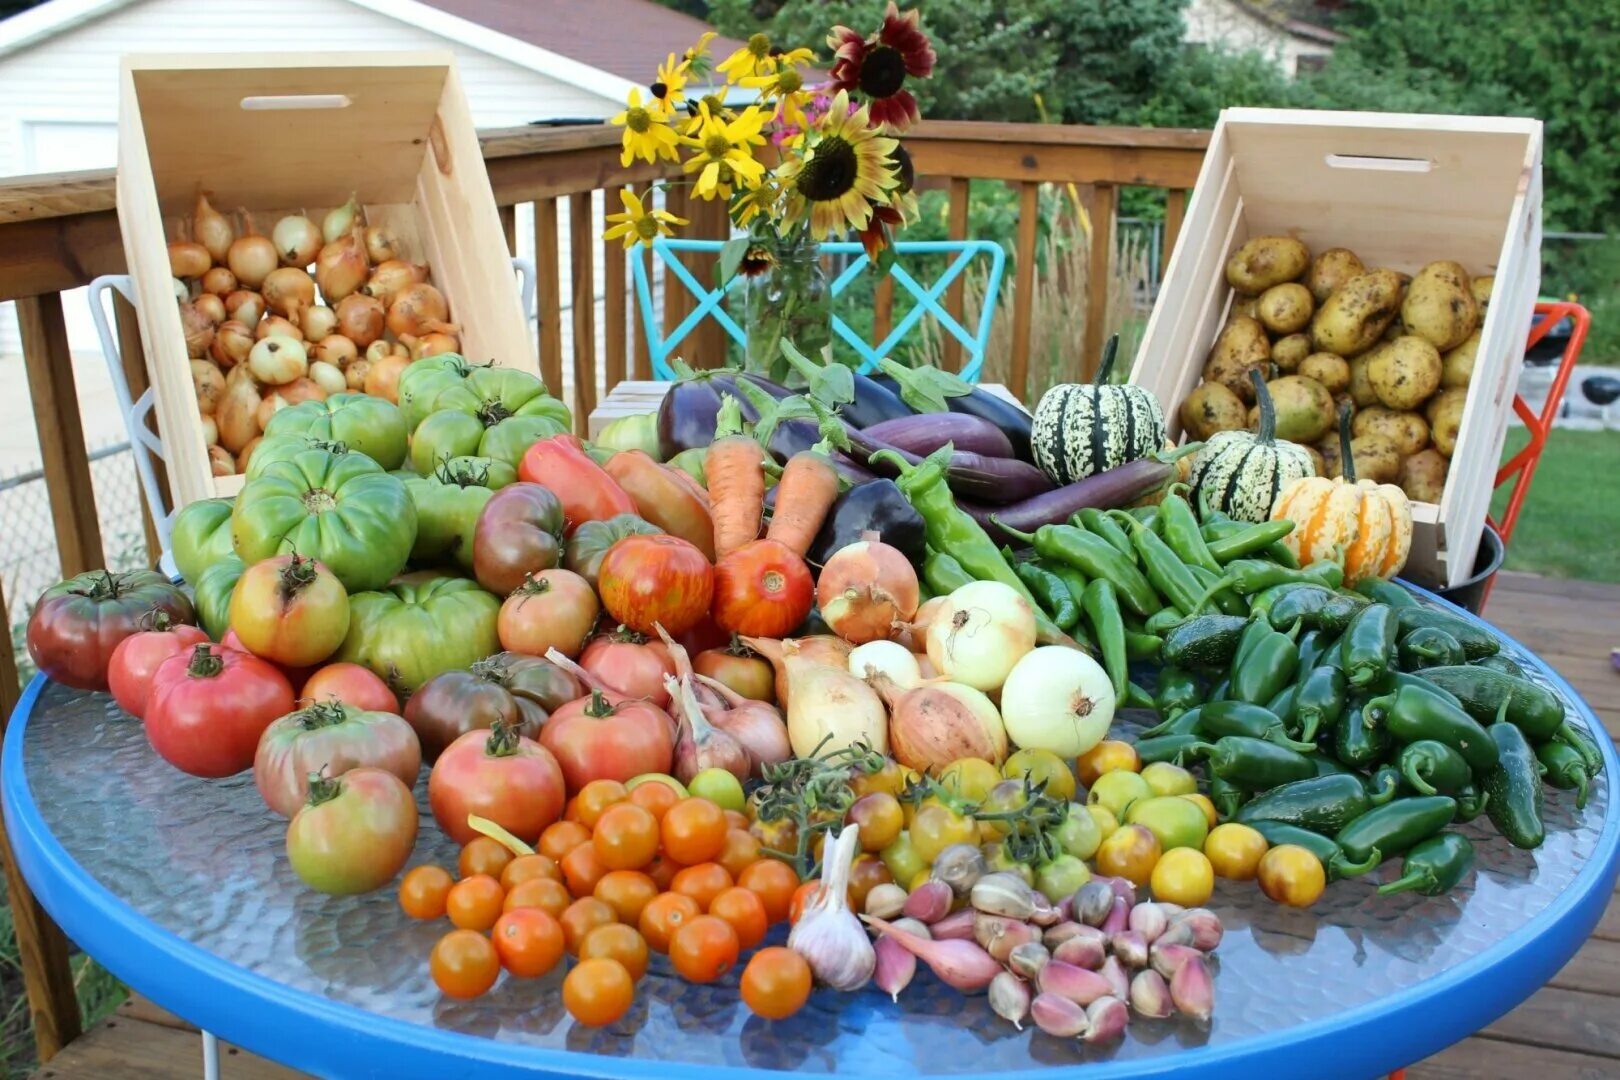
top-left (860, 915), bottom-right (1001, 994)
top-left (929, 908), bottom-right (977, 941)
top-left (902, 880), bottom-right (951, 923)
top-left (815, 533), bottom-right (920, 644)
top-left (872, 935), bottom-right (914, 1001)
top-left (926, 581), bottom-right (1036, 692)
top-left (666, 674), bottom-right (751, 785)
top-left (192, 191), bottom-right (234, 262)
top-left (789, 826), bottom-right (874, 992)
top-left (870, 672), bottom-right (1007, 775)
top-left (690, 675), bottom-right (790, 771)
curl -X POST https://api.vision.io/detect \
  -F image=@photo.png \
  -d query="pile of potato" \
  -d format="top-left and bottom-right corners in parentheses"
top-left (1180, 236), bottom-right (1491, 505)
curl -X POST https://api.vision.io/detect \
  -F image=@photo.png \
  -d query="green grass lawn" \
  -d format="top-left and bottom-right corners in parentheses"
top-left (1490, 426), bottom-right (1620, 582)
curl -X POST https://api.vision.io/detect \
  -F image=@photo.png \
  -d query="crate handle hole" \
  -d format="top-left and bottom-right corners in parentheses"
top-left (1324, 153), bottom-right (1433, 173)
top-left (240, 95), bottom-right (352, 111)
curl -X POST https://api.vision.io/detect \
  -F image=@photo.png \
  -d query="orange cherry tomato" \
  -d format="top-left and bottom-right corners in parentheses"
top-left (645, 853), bottom-right (682, 891)
top-left (738, 859), bottom-right (799, 925)
top-left (446, 875), bottom-right (505, 932)
top-left (399, 865), bottom-right (453, 920)
top-left (431, 929), bottom-right (500, 999)
top-left (723, 809), bottom-right (752, 831)
top-left (459, 837), bottom-right (516, 881)
top-left (628, 780), bottom-right (680, 821)
top-left (492, 908), bottom-right (565, 978)
top-left (846, 854), bottom-right (894, 912)
top-left (561, 843), bottom-right (609, 898)
top-left (670, 862), bottom-right (734, 911)
top-left (579, 922), bottom-right (649, 980)
top-left (539, 820), bottom-right (592, 862)
top-left (500, 854), bottom-right (561, 891)
top-left (563, 958), bottom-right (634, 1027)
top-left (708, 886), bottom-right (767, 950)
top-left (594, 870), bottom-right (659, 925)
top-left (638, 891), bottom-right (701, 954)
top-left (576, 779), bottom-right (630, 829)
top-left (559, 896), bottom-right (617, 954)
top-left (503, 877), bottom-right (571, 918)
top-left (593, 803), bottom-right (661, 871)
top-left (740, 946), bottom-right (812, 1020)
top-left (669, 914), bottom-right (739, 984)
top-left (662, 798), bottom-right (728, 866)
top-left (563, 795), bottom-right (583, 823)
top-left (716, 828), bottom-right (761, 880)
top-left (788, 881), bottom-right (821, 924)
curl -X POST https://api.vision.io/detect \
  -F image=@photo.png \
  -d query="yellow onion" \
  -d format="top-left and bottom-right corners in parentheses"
top-left (254, 395), bottom-right (282, 431)
top-left (363, 354), bottom-right (410, 403)
top-left (263, 267), bottom-right (316, 318)
top-left (308, 361), bottom-right (346, 395)
top-left (364, 225), bottom-right (401, 264)
top-left (816, 533), bottom-right (921, 645)
top-left (927, 581), bottom-right (1037, 693)
top-left (322, 193), bottom-right (360, 244)
top-left (216, 377), bottom-right (262, 452)
top-left (210, 321), bottom-right (254, 368)
top-left (345, 359), bottom-right (370, 391)
top-left (312, 334), bottom-right (358, 368)
top-left (316, 227), bottom-right (368, 302)
top-left (412, 331), bottom-right (461, 358)
top-left (225, 290), bottom-right (265, 329)
top-left (201, 267), bottom-right (237, 297)
top-left (191, 359), bottom-right (225, 415)
top-left (168, 241), bottom-right (211, 279)
top-left (364, 340), bottom-right (395, 364)
top-left (235, 436), bottom-right (262, 474)
top-left (249, 336), bottom-right (308, 386)
top-left (208, 444), bottom-right (236, 477)
top-left (227, 213), bottom-right (278, 288)
top-left (336, 293), bottom-right (386, 347)
top-left (179, 301), bottom-right (215, 359)
top-left (192, 191), bottom-right (234, 263)
top-left (272, 214), bottom-right (321, 267)
top-left (300, 304), bottom-right (337, 342)
top-left (277, 376), bottom-right (328, 407)
top-left (255, 315), bottom-right (302, 342)
top-left (363, 260), bottom-right (428, 306)
top-left (870, 673), bottom-right (1007, 775)
top-left (386, 282), bottom-right (455, 338)
top-left (200, 414), bottom-right (219, 447)
top-left (742, 636), bottom-right (886, 758)
top-left (192, 292), bottom-right (226, 325)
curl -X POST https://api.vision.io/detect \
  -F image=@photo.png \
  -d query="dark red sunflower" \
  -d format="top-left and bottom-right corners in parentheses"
top-left (827, 2), bottom-right (936, 132)
top-left (856, 204), bottom-right (904, 262)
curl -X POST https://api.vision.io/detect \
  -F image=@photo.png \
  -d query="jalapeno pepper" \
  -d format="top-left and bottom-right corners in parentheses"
top-left (1197, 557), bottom-right (1344, 602)
top-left (1230, 622), bottom-right (1301, 707)
top-left (1398, 739), bottom-right (1472, 796)
top-left (1145, 607), bottom-right (1187, 637)
top-left (1133, 733), bottom-right (1207, 767)
top-left (1235, 773), bottom-right (1371, 834)
top-left (1081, 578), bottom-right (1128, 698)
top-left (1454, 783), bottom-right (1489, 823)
top-left (1364, 683), bottom-right (1499, 776)
top-left (1354, 577), bottom-right (1419, 608)
top-left (1397, 626), bottom-right (1465, 671)
top-left (1365, 765), bottom-right (1400, 807)
top-left (1268, 585), bottom-right (1369, 635)
top-left (1200, 735), bottom-right (1316, 790)
top-left (1391, 670), bottom-right (1462, 708)
top-left (1208, 773), bottom-right (1247, 819)
top-left (1247, 821), bottom-right (1380, 881)
top-left (1233, 616), bottom-right (1274, 672)
top-left (1249, 582), bottom-right (1305, 621)
top-left (1341, 604), bottom-right (1398, 691)
top-left (1204, 519), bottom-right (1295, 563)
top-left (1333, 795), bottom-right (1457, 865)
top-left (1536, 740), bottom-right (1591, 810)
top-left (1394, 607), bottom-right (1500, 660)
top-left (1157, 489), bottom-right (1223, 575)
top-left (1376, 833), bottom-right (1475, 897)
top-left (1111, 511), bottom-right (1205, 615)
top-left (1294, 629), bottom-right (1335, 677)
top-left (1154, 666), bottom-right (1202, 721)
top-left (1267, 683), bottom-right (1299, 726)
top-left (1139, 705), bottom-right (1204, 739)
top-left (1411, 666), bottom-right (1565, 742)
top-left (1126, 682), bottom-right (1156, 709)
top-left (1208, 677), bottom-right (1231, 703)
top-left (1333, 705), bottom-right (1390, 769)
top-left (1201, 519), bottom-right (1298, 568)
top-left (1554, 720), bottom-right (1605, 780)
top-left (1075, 507), bottom-right (1134, 560)
top-left (1199, 701), bottom-right (1317, 752)
top-left (1160, 614), bottom-right (1249, 668)
top-left (1126, 631), bottom-right (1163, 662)
top-left (1484, 719), bottom-right (1545, 850)
top-left (1308, 753), bottom-right (1354, 777)
top-left (1473, 653), bottom-right (1527, 679)
top-left (1016, 559), bottom-right (1080, 630)
top-left (1292, 665), bottom-right (1345, 744)
top-left (922, 548), bottom-right (974, 597)
top-left (992, 520), bottom-right (1160, 617)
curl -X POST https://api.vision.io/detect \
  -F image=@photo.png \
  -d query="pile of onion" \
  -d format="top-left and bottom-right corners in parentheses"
top-left (815, 532), bottom-right (920, 645)
top-left (868, 672), bottom-right (1007, 774)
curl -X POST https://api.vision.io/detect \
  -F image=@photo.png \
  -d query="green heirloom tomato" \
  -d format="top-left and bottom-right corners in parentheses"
top-left (595, 413), bottom-right (663, 460)
top-left (232, 448), bottom-right (416, 592)
top-left (398, 354), bottom-right (571, 433)
top-left (336, 574), bottom-right (500, 694)
top-left (409, 405), bottom-right (568, 476)
top-left (403, 461), bottom-right (511, 573)
top-left (666, 448), bottom-right (707, 486)
top-left (171, 498), bottom-right (235, 584)
top-left (478, 415), bottom-right (569, 472)
top-left (398, 354), bottom-right (477, 431)
top-left (244, 434), bottom-right (330, 481)
top-left (194, 555), bottom-right (245, 641)
top-left (262, 393), bottom-right (408, 471)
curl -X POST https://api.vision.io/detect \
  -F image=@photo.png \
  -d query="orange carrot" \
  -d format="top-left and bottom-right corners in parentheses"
top-left (767, 450), bottom-right (841, 555)
top-left (706, 395), bottom-right (766, 558)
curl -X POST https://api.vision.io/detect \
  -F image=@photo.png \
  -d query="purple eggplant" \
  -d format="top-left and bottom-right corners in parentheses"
top-left (655, 365), bottom-right (790, 459)
top-left (964, 447), bottom-right (1204, 541)
top-left (861, 437), bottom-right (1054, 506)
top-left (871, 360), bottom-right (1035, 462)
top-left (779, 343), bottom-right (912, 428)
top-left (862, 413), bottom-right (1014, 458)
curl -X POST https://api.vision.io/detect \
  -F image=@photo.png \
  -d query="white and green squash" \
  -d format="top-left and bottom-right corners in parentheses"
top-left (1190, 370), bottom-right (1316, 522)
top-left (1031, 336), bottom-right (1166, 485)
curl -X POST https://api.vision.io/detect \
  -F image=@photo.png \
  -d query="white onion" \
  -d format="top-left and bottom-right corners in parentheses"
top-left (849, 640), bottom-right (921, 689)
top-left (309, 360), bottom-right (347, 396)
top-left (248, 335), bottom-right (308, 385)
top-left (926, 581), bottom-right (1037, 693)
top-left (998, 646), bottom-right (1115, 758)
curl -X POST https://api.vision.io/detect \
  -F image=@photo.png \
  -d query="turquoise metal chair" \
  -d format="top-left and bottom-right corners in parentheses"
top-left (631, 238), bottom-right (1006, 382)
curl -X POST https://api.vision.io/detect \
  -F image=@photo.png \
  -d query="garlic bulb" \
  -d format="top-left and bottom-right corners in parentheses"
top-left (787, 825), bottom-right (874, 992)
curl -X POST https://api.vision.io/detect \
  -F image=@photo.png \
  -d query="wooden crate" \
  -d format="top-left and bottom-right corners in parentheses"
top-left (116, 52), bottom-right (532, 509)
top-left (1131, 108), bottom-right (1543, 588)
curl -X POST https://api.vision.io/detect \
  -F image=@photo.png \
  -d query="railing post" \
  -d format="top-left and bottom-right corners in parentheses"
top-left (1162, 189), bottom-right (1187, 283)
top-left (1082, 183), bottom-right (1117, 382)
top-left (534, 197), bottom-right (564, 401)
top-left (569, 192), bottom-right (598, 434)
top-left (603, 191), bottom-right (628, 397)
top-left (941, 178), bottom-right (971, 373)
top-left (1010, 182), bottom-right (1040, 401)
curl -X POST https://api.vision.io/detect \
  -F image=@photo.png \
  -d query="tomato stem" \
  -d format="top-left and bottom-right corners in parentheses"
top-left (296, 700), bottom-right (349, 730)
top-left (605, 624), bottom-right (648, 645)
top-left (484, 719), bottom-right (522, 757)
top-left (305, 768), bottom-right (342, 806)
top-left (582, 690), bottom-right (618, 720)
top-left (185, 643), bottom-right (224, 678)
top-left (279, 553), bottom-right (319, 602)
top-left (138, 607), bottom-right (175, 633)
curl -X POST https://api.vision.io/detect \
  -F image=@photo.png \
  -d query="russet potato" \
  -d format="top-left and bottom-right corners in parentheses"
top-left (1400, 448), bottom-right (1448, 504)
top-left (1180, 381), bottom-right (1247, 439)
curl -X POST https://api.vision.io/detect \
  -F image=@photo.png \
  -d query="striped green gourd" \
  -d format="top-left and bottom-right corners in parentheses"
top-left (1031, 336), bottom-right (1166, 485)
top-left (1190, 369), bottom-right (1316, 522)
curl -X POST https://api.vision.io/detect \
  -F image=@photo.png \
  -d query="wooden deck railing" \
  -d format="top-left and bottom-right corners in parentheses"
top-left (0, 118), bottom-right (1207, 1063)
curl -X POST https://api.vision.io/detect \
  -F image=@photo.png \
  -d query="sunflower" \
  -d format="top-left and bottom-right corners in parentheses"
top-left (778, 91), bottom-right (899, 240)
top-left (828, 2), bottom-right (936, 132)
top-left (682, 103), bottom-right (768, 199)
top-left (647, 53), bottom-right (689, 117)
top-left (610, 89), bottom-right (681, 167)
top-left (602, 189), bottom-right (688, 250)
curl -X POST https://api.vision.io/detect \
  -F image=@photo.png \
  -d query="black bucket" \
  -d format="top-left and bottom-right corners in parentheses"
top-left (1430, 524), bottom-right (1506, 615)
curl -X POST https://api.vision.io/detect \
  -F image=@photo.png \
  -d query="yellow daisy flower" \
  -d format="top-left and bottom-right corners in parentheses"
top-left (777, 91), bottom-right (899, 239)
top-left (602, 189), bottom-right (688, 250)
top-left (681, 92), bottom-right (735, 136)
top-left (610, 89), bottom-right (681, 168)
top-left (648, 53), bottom-right (689, 117)
top-left (682, 103), bottom-right (767, 199)
top-left (717, 32), bottom-right (775, 82)
top-left (740, 62), bottom-right (815, 130)
top-left (684, 31), bottom-right (718, 76)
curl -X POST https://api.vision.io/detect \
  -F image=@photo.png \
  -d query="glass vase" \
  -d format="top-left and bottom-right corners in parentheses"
top-left (743, 231), bottom-right (831, 380)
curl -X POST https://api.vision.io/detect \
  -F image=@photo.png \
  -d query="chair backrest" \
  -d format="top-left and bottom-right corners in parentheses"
top-left (631, 238), bottom-right (1005, 382)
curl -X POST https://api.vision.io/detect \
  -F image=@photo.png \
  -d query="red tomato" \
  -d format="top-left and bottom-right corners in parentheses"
top-left (540, 690), bottom-right (675, 791)
top-left (107, 617), bottom-right (209, 720)
top-left (220, 629), bottom-right (317, 692)
top-left (228, 554), bottom-right (350, 668)
top-left (428, 722), bottom-right (567, 846)
top-left (579, 631), bottom-right (675, 708)
top-left (516, 435), bottom-right (636, 535)
top-left (301, 662), bottom-right (398, 713)
top-left (285, 767), bottom-right (417, 895)
top-left (598, 534), bottom-right (713, 637)
top-left (692, 647), bottom-right (775, 705)
top-left (145, 643), bottom-right (294, 777)
top-left (497, 569), bottom-right (599, 659)
top-left (711, 540), bottom-right (814, 637)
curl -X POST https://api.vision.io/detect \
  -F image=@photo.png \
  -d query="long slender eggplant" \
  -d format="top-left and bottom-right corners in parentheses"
top-left (871, 359), bottom-right (1034, 462)
top-left (862, 413), bottom-right (1014, 458)
top-left (962, 447), bottom-right (1203, 540)
top-left (655, 364), bottom-right (791, 459)
top-left (857, 433), bottom-right (1053, 505)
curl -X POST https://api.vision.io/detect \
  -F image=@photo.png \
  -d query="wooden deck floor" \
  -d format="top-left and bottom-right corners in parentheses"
top-left (30, 570), bottom-right (1620, 1079)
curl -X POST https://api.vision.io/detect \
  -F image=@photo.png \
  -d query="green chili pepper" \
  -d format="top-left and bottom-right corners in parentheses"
top-left (1377, 833), bottom-right (1475, 897)
top-left (1267, 585), bottom-right (1369, 634)
top-left (1292, 665), bottom-right (1346, 744)
top-left (1195, 558), bottom-right (1343, 604)
top-left (1208, 773), bottom-right (1247, 818)
top-left (1195, 485), bottom-right (1228, 524)
top-left (1235, 773), bottom-right (1371, 834)
top-left (1484, 718), bottom-right (1545, 850)
top-left (1233, 616), bottom-right (1274, 672)
top-left (1139, 705), bottom-right (1204, 739)
top-left (1364, 683), bottom-right (1499, 776)
top-left (1200, 519), bottom-right (1298, 568)
top-left (1473, 653), bottom-right (1527, 679)
top-left (1154, 666), bottom-right (1202, 721)
top-left (1390, 670), bottom-right (1461, 708)
top-left (1354, 578), bottom-right (1419, 608)
top-left (1130, 505), bottom-right (1160, 529)
top-left (1208, 677), bottom-right (1231, 703)
top-left (1294, 629), bottom-right (1336, 676)
top-left (1125, 631), bottom-right (1163, 662)
top-left (1397, 626), bottom-right (1465, 671)
top-left (1198, 701), bottom-right (1317, 752)
top-left (1398, 739), bottom-right (1472, 796)
top-left (1187, 565), bottom-right (1247, 617)
top-left (1160, 614), bottom-right (1247, 667)
top-left (1455, 783), bottom-right (1489, 823)
top-left (1231, 623), bottom-right (1301, 706)
top-left (1333, 705), bottom-right (1390, 769)
top-left (1082, 578), bottom-right (1127, 699)
top-left (1110, 510), bottom-right (1205, 615)
top-left (1126, 682), bottom-right (1156, 709)
top-left (992, 520), bottom-right (1160, 617)
top-left (1333, 795), bottom-right (1457, 865)
top-left (1133, 733), bottom-right (1208, 767)
top-left (1204, 519), bottom-right (1295, 563)
top-left (1394, 607), bottom-right (1500, 660)
top-left (1247, 821), bottom-right (1380, 881)
top-left (922, 548), bottom-right (975, 597)
top-left (1016, 560), bottom-right (1080, 630)
top-left (1200, 735), bottom-right (1316, 790)
top-left (1365, 765), bottom-right (1400, 806)
top-left (1157, 489), bottom-right (1223, 575)
top-left (1075, 507), bottom-right (1134, 559)
top-left (1341, 604), bottom-right (1397, 690)
top-left (1308, 753), bottom-right (1354, 777)
top-left (1537, 741), bottom-right (1591, 810)
top-left (1249, 582), bottom-right (1306, 620)
top-left (1411, 666), bottom-right (1565, 742)
top-left (1145, 607), bottom-right (1186, 636)
top-left (1267, 683), bottom-right (1299, 725)
top-left (1046, 561), bottom-right (1089, 610)
top-left (1554, 720), bottom-right (1605, 779)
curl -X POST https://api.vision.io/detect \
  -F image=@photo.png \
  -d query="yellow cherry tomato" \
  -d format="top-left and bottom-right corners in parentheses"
top-left (1094, 824), bottom-right (1162, 887)
top-left (1257, 844), bottom-right (1326, 907)
top-left (1087, 804), bottom-right (1120, 842)
top-left (880, 832), bottom-right (928, 886)
top-left (1204, 823), bottom-right (1268, 881)
top-left (1140, 762), bottom-right (1198, 798)
top-left (1150, 848), bottom-right (1215, 907)
top-left (908, 867), bottom-right (933, 893)
top-left (910, 802), bottom-right (977, 864)
top-left (1087, 770), bottom-right (1153, 821)
top-left (1181, 793), bottom-right (1218, 830)
top-left (849, 758), bottom-right (909, 799)
top-left (1076, 740), bottom-right (1140, 787)
top-left (939, 758), bottom-right (1002, 803)
top-left (1003, 748), bottom-right (1077, 802)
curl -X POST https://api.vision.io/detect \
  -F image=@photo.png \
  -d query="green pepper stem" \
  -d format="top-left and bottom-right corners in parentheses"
top-left (1331, 845), bottom-right (1382, 877)
top-left (1401, 759), bottom-right (1439, 797)
top-left (1376, 871), bottom-right (1426, 896)
top-left (1267, 730), bottom-right (1321, 754)
top-left (988, 516), bottom-right (1037, 544)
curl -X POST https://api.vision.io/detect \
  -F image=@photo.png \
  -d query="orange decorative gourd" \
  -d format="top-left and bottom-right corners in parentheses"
top-left (1271, 407), bottom-right (1412, 584)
